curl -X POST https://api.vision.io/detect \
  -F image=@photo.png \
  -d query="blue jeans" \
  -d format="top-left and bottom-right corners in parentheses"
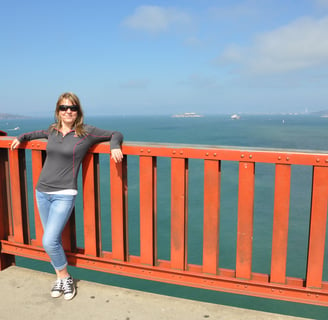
top-left (35, 190), bottom-right (76, 270)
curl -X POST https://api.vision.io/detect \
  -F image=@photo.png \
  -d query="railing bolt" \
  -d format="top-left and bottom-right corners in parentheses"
top-left (325, 159), bottom-right (328, 163)
top-left (140, 149), bottom-right (143, 152)
top-left (206, 153), bottom-right (209, 156)
top-left (286, 157), bottom-right (290, 161)
top-left (173, 150), bottom-right (176, 154)
top-left (241, 154), bottom-right (245, 158)
top-left (214, 153), bottom-right (217, 156)
top-left (249, 155), bottom-right (253, 159)
top-left (180, 151), bottom-right (183, 155)
top-left (147, 149), bottom-right (151, 153)
top-left (278, 156), bottom-right (281, 160)
top-left (316, 158), bottom-right (320, 162)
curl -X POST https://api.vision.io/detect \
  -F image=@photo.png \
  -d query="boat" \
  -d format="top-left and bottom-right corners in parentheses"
top-left (231, 114), bottom-right (240, 120)
top-left (7, 126), bottom-right (20, 131)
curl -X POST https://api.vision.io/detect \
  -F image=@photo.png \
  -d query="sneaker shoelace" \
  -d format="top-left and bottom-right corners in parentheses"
top-left (52, 279), bottom-right (63, 291)
top-left (62, 277), bottom-right (74, 293)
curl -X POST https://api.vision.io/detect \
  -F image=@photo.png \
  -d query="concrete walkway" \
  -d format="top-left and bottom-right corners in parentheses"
top-left (0, 266), bottom-right (312, 320)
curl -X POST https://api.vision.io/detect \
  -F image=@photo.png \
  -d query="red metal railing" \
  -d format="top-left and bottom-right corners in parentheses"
top-left (0, 136), bottom-right (328, 306)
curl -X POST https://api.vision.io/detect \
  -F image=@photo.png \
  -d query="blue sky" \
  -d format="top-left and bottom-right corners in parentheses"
top-left (1, 0), bottom-right (328, 116)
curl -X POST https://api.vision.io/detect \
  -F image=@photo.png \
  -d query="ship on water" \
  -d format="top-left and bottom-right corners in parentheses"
top-left (230, 113), bottom-right (241, 120)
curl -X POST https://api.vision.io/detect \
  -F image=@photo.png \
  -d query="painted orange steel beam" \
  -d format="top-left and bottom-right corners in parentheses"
top-left (270, 164), bottom-right (291, 284)
top-left (8, 149), bottom-right (29, 244)
top-left (110, 156), bottom-right (128, 261)
top-left (87, 140), bottom-right (328, 166)
top-left (236, 161), bottom-right (255, 280)
top-left (202, 159), bottom-right (221, 274)
top-left (3, 137), bottom-right (328, 306)
top-left (306, 166), bottom-right (328, 288)
top-left (2, 137), bottom-right (328, 167)
top-left (171, 158), bottom-right (188, 270)
top-left (30, 150), bottom-right (44, 247)
top-left (139, 156), bottom-right (157, 266)
top-left (0, 149), bottom-right (13, 236)
top-left (0, 149), bottom-right (15, 269)
top-left (82, 153), bottom-right (101, 257)
top-left (119, 144), bottom-right (328, 166)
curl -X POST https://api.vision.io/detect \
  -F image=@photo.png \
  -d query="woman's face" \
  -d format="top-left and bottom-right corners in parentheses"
top-left (58, 98), bottom-right (78, 128)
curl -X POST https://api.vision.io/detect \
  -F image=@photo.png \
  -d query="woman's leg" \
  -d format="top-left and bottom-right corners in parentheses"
top-left (40, 193), bottom-right (76, 271)
top-left (35, 190), bottom-right (51, 229)
top-left (36, 191), bottom-right (76, 299)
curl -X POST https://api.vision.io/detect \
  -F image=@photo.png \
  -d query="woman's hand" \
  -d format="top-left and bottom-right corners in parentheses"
top-left (111, 148), bottom-right (123, 163)
top-left (11, 138), bottom-right (21, 150)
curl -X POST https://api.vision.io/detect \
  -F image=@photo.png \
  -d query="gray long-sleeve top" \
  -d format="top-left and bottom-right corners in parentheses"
top-left (17, 125), bottom-right (123, 192)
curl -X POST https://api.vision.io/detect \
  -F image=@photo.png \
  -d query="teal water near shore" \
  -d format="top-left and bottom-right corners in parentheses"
top-left (1, 114), bottom-right (328, 319)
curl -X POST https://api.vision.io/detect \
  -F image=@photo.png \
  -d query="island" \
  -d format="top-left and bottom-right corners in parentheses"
top-left (172, 112), bottom-right (203, 118)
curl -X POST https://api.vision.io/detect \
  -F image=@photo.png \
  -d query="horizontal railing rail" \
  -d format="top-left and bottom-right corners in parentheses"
top-left (0, 136), bottom-right (327, 306)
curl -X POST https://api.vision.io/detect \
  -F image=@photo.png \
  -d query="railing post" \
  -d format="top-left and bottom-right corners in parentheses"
top-left (110, 155), bottom-right (128, 261)
top-left (236, 161), bottom-right (255, 279)
top-left (306, 166), bottom-right (328, 288)
top-left (8, 148), bottom-right (30, 244)
top-left (270, 164), bottom-right (291, 284)
top-left (0, 149), bottom-right (15, 269)
top-left (82, 153), bottom-right (101, 257)
top-left (139, 156), bottom-right (157, 265)
top-left (171, 157), bottom-right (188, 270)
top-left (30, 150), bottom-right (45, 247)
top-left (202, 159), bottom-right (221, 274)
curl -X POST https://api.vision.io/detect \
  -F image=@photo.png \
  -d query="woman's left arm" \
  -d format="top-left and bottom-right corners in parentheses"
top-left (87, 126), bottom-right (124, 163)
top-left (109, 131), bottom-right (123, 163)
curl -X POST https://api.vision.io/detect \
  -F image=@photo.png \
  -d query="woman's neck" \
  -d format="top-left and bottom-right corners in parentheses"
top-left (60, 123), bottom-right (73, 135)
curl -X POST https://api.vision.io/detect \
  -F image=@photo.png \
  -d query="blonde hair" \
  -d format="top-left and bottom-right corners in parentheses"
top-left (52, 92), bottom-right (86, 136)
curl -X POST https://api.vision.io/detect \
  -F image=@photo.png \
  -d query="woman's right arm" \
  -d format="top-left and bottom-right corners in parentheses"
top-left (10, 130), bottom-right (49, 150)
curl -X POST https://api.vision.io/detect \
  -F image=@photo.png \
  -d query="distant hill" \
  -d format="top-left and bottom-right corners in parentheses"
top-left (311, 110), bottom-right (328, 117)
top-left (0, 113), bottom-right (28, 120)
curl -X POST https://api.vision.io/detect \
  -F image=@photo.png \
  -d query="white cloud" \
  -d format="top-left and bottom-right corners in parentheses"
top-left (209, 2), bottom-right (259, 20)
top-left (122, 5), bottom-right (191, 34)
top-left (218, 16), bottom-right (328, 75)
top-left (219, 44), bottom-right (243, 63)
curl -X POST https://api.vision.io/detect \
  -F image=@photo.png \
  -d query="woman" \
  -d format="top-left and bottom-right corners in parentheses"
top-left (11, 92), bottom-right (123, 300)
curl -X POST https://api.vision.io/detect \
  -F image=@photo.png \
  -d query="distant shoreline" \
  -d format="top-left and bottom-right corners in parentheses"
top-left (1, 112), bottom-right (328, 120)
top-left (0, 113), bottom-right (29, 120)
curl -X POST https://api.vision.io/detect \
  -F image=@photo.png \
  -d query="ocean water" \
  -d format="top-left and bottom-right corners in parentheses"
top-left (1, 114), bottom-right (328, 319)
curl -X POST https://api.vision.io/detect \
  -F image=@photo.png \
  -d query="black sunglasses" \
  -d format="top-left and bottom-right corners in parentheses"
top-left (59, 105), bottom-right (79, 112)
